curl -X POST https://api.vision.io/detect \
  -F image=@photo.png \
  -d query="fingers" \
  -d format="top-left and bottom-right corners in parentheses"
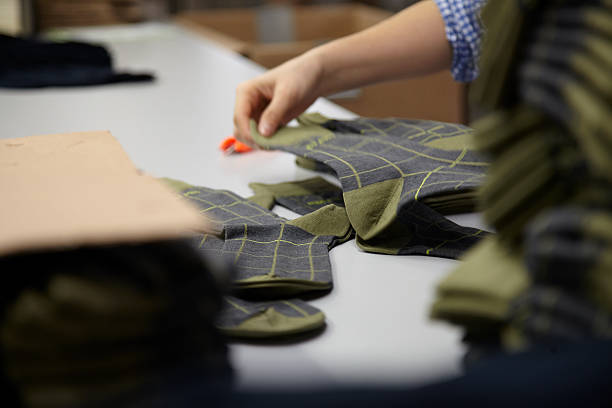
top-left (258, 86), bottom-right (295, 137)
top-left (233, 82), bottom-right (266, 145)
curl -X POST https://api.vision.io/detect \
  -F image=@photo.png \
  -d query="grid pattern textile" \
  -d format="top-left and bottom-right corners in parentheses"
top-left (217, 296), bottom-right (325, 338)
top-left (252, 114), bottom-right (490, 259)
top-left (174, 183), bottom-right (336, 295)
top-left (248, 177), bottom-right (345, 216)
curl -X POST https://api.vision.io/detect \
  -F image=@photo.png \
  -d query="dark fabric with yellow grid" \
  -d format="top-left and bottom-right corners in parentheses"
top-left (252, 114), bottom-right (490, 259)
top-left (177, 184), bottom-right (335, 295)
top-left (217, 296), bottom-right (325, 338)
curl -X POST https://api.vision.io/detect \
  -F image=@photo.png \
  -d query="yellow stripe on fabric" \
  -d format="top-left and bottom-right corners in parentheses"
top-left (425, 229), bottom-right (485, 255)
top-left (307, 235), bottom-right (318, 281)
top-left (234, 224), bottom-right (248, 263)
top-left (308, 149), bottom-right (363, 188)
top-left (415, 166), bottom-right (445, 200)
top-left (282, 300), bottom-right (309, 317)
top-left (225, 298), bottom-right (250, 314)
top-left (269, 223), bottom-right (285, 276)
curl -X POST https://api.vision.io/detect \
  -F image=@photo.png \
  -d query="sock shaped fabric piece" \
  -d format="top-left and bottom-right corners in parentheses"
top-left (0, 240), bottom-right (230, 408)
top-left (217, 296), bottom-right (325, 338)
top-left (248, 177), bottom-right (345, 215)
top-left (430, 236), bottom-right (529, 330)
top-left (251, 114), bottom-right (489, 259)
top-left (164, 179), bottom-right (349, 297)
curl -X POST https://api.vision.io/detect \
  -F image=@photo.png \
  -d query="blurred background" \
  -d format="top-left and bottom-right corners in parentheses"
top-left (1, 0), bottom-right (463, 122)
top-left (0, 0), bottom-right (421, 35)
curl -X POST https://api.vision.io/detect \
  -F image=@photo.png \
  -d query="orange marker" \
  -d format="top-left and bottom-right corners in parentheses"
top-left (219, 136), bottom-right (253, 154)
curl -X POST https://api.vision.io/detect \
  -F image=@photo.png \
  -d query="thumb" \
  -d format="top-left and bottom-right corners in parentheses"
top-left (258, 89), bottom-right (293, 137)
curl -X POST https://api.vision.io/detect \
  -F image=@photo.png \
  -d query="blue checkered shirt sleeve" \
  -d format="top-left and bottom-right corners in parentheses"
top-left (433, 0), bottom-right (486, 82)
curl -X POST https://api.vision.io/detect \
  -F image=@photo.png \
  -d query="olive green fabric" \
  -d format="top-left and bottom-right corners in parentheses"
top-left (248, 177), bottom-right (345, 215)
top-left (0, 240), bottom-right (230, 408)
top-left (430, 236), bottom-right (529, 329)
top-left (251, 114), bottom-right (490, 259)
top-left (432, 0), bottom-right (612, 352)
top-left (217, 296), bottom-right (325, 338)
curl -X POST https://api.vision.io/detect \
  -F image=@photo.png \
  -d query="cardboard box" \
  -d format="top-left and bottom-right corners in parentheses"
top-left (35, 0), bottom-right (168, 31)
top-left (0, 131), bottom-right (205, 257)
top-left (176, 4), bottom-right (467, 123)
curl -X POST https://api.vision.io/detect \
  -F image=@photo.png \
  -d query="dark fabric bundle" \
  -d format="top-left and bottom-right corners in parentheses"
top-left (432, 0), bottom-right (612, 353)
top-left (0, 239), bottom-right (231, 408)
top-left (0, 34), bottom-right (154, 88)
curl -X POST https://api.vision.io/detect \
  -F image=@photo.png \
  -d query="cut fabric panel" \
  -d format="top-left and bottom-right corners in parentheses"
top-left (251, 113), bottom-right (489, 259)
top-left (248, 177), bottom-right (345, 215)
top-left (164, 179), bottom-right (351, 297)
top-left (217, 296), bottom-right (325, 338)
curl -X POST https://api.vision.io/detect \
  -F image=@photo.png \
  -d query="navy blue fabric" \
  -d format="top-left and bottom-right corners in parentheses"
top-left (0, 34), bottom-right (153, 88)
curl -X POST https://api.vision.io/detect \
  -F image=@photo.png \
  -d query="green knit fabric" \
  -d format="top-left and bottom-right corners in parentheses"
top-left (217, 296), bottom-right (325, 338)
top-left (251, 114), bottom-right (490, 259)
top-left (432, 0), bottom-right (612, 350)
top-left (0, 240), bottom-right (230, 408)
top-left (248, 177), bottom-right (345, 215)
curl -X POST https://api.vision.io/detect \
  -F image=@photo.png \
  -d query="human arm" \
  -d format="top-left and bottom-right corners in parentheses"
top-left (233, 0), bottom-right (484, 144)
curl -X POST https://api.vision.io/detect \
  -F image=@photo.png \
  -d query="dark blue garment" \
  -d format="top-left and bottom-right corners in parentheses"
top-left (0, 34), bottom-right (153, 88)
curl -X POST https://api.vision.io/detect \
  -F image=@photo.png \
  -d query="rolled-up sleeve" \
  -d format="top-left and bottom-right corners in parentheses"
top-left (433, 0), bottom-right (486, 82)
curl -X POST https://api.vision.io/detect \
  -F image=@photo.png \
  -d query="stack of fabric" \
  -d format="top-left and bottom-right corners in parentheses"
top-left (0, 240), bottom-right (232, 408)
top-left (163, 177), bottom-right (350, 339)
top-left (251, 113), bottom-right (490, 259)
top-left (166, 113), bottom-right (490, 340)
top-left (431, 0), bottom-right (612, 353)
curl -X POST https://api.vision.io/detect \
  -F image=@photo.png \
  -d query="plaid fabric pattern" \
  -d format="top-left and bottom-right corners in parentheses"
top-left (433, 0), bottom-right (486, 82)
top-left (217, 296), bottom-right (325, 338)
top-left (252, 114), bottom-right (490, 259)
top-left (178, 185), bottom-right (335, 293)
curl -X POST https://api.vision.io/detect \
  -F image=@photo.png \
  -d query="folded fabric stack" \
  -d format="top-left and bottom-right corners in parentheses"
top-left (432, 0), bottom-right (612, 352)
top-left (0, 240), bottom-right (231, 408)
top-left (165, 114), bottom-right (490, 340)
top-left (251, 113), bottom-right (490, 259)
top-left (164, 177), bottom-right (352, 339)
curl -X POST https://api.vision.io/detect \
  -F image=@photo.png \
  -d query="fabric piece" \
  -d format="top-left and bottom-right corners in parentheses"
top-left (434, 0), bottom-right (612, 355)
top-left (433, 0), bottom-right (487, 82)
top-left (248, 177), bottom-right (345, 215)
top-left (430, 236), bottom-right (529, 329)
top-left (0, 34), bottom-right (154, 88)
top-left (251, 113), bottom-right (489, 259)
top-left (217, 296), bottom-right (325, 338)
top-left (0, 240), bottom-right (230, 408)
top-left (165, 180), bottom-right (344, 297)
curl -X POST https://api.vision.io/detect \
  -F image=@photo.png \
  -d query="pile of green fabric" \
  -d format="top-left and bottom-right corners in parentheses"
top-left (0, 240), bottom-right (231, 408)
top-left (432, 0), bottom-right (612, 352)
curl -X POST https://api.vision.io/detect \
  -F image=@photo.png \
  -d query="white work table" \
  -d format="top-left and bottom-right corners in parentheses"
top-left (0, 23), bottom-right (488, 390)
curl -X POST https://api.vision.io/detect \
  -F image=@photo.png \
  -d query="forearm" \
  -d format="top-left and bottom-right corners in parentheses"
top-left (305, 0), bottom-right (452, 96)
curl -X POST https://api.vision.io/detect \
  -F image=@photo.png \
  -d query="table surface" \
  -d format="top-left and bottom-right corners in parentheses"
top-left (0, 23), bottom-right (489, 390)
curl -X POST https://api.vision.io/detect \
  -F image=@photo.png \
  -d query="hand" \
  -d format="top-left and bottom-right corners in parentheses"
top-left (233, 51), bottom-right (324, 145)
